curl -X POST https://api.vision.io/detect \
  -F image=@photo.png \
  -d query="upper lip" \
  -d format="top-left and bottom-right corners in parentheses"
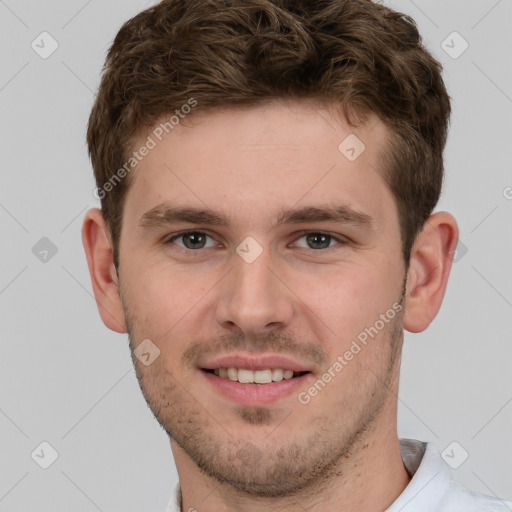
top-left (199, 353), bottom-right (313, 373)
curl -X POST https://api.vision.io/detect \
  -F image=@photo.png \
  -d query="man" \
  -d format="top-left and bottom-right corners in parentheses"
top-left (81, 0), bottom-right (512, 510)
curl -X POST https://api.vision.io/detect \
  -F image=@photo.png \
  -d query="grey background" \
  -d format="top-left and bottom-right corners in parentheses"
top-left (1, 0), bottom-right (511, 510)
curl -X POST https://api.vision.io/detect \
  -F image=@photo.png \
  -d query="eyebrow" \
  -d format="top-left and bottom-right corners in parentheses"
top-left (138, 202), bottom-right (374, 231)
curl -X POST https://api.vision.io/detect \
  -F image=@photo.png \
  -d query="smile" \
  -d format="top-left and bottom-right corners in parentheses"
top-left (203, 367), bottom-right (308, 384)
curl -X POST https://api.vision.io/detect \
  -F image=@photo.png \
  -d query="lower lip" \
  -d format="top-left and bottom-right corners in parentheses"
top-left (201, 370), bottom-right (311, 406)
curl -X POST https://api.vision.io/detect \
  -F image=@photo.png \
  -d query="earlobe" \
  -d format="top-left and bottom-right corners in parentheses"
top-left (81, 208), bottom-right (127, 333)
top-left (403, 212), bottom-right (459, 333)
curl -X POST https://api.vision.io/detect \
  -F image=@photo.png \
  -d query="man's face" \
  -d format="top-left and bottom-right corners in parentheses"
top-left (117, 101), bottom-right (407, 496)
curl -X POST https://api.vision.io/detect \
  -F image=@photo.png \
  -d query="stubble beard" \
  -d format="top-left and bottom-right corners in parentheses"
top-left (122, 286), bottom-right (405, 498)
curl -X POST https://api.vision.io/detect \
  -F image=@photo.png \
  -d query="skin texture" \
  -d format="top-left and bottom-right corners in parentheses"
top-left (82, 100), bottom-right (459, 512)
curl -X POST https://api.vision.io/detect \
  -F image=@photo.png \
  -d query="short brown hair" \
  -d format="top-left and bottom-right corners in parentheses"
top-left (87, 0), bottom-right (450, 268)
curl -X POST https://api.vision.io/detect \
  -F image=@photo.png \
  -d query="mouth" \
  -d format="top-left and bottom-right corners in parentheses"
top-left (201, 367), bottom-right (310, 384)
top-left (199, 355), bottom-right (314, 406)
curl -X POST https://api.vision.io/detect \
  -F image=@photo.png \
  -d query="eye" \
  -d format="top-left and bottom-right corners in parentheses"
top-left (165, 230), bottom-right (218, 250)
top-left (164, 230), bottom-right (349, 253)
top-left (292, 231), bottom-right (348, 251)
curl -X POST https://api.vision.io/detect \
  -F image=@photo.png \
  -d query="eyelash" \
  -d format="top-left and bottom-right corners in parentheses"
top-left (164, 230), bottom-right (349, 254)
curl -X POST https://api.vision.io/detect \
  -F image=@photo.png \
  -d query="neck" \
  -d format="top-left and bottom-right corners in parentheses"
top-left (171, 422), bottom-right (411, 512)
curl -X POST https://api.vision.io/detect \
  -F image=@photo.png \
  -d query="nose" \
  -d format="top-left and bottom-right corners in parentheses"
top-left (215, 243), bottom-right (294, 338)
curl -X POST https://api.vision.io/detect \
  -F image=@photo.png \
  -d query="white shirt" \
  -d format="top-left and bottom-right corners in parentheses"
top-left (165, 438), bottom-right (512, 511)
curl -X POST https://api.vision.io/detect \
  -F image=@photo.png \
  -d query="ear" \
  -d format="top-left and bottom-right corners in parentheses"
top-left (81, 208), bottom-right (127, 333)
top-left (403, 211), bottom-right (459, 333)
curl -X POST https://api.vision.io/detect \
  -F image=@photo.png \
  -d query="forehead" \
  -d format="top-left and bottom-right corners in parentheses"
top-left (122, 101), bottom-right (395, 232)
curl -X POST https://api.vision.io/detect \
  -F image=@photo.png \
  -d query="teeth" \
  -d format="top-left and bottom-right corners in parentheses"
top-left (272, 368), bottom-right (284, 382)
top-left (254, 369), bottom-right (272, 384)
top-left (238, 368), bottom-right (254, 383)
top-left (211, 367), bottom-right (301, 384)
top-left (227, 367), bottom-right (238, 381)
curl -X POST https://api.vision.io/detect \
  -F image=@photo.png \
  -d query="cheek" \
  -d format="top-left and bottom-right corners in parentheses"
top-left (309, 260), bottom-right (402, 340)
top-left (120, 265), bottom-right (173, 341)
top-left (310, 262), bottom-right (402, 358)
top-left (126, 259), bottom-right (190, 311)
top-left (122, 262), bottom-right (214, 348)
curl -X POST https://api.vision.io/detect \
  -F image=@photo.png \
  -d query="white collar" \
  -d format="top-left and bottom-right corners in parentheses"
top-left (164, 438), bottom-right (509, 512)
